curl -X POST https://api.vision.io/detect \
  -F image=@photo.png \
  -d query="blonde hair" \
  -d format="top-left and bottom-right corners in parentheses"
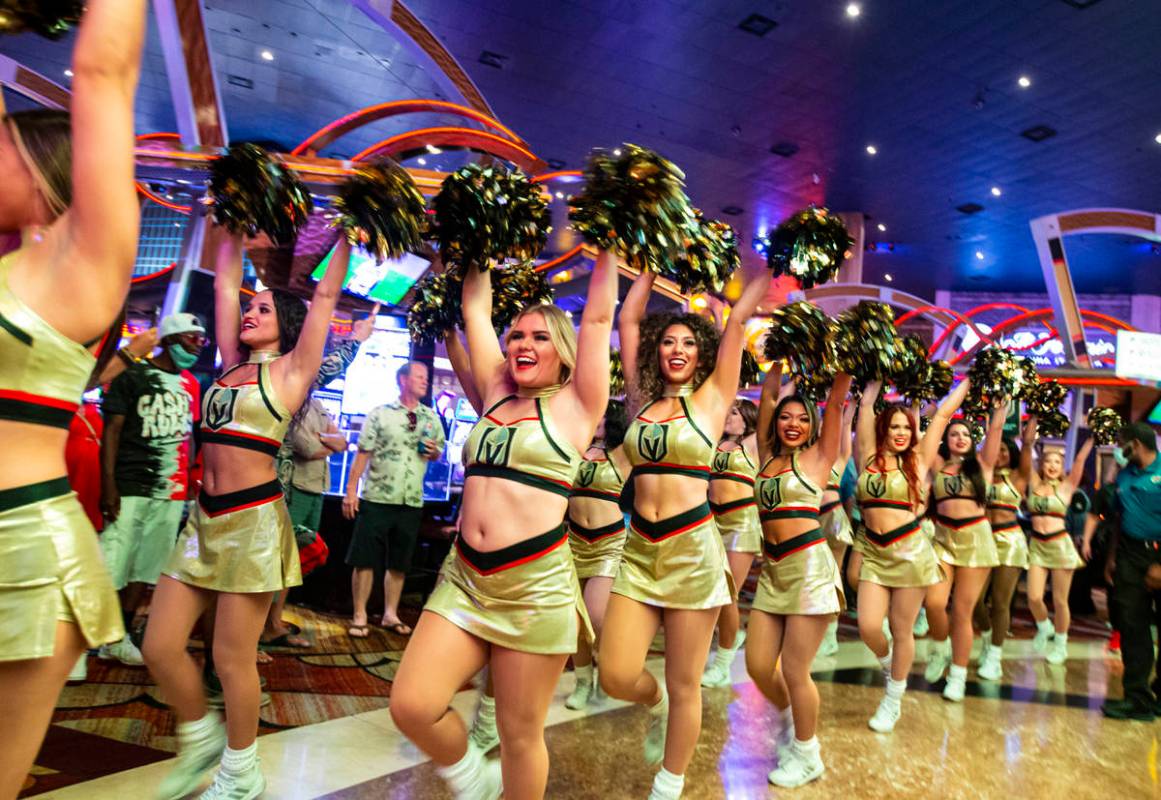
top-left (505, 303), bottom-right (577, 384)
top-left (5, 110), bottom-right (71, 219)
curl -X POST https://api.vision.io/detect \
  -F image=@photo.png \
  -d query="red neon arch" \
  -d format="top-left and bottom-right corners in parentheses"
top-left (533, 244), bottom-right (584, 273)
top-left (131, 263), bottom-right (176, 283)
top-left (947, 308), bottom-right (1134, 365)
top-left (292, 99), bottom-right (526, 156)
top-left (352, 127), bottom-right (544, 173)
top-left (892, 305), bottom-right (998, 354)
top-left (136, 132), bottom-right (193, 214)
top-left (532, 170), bottom-right (583, 184)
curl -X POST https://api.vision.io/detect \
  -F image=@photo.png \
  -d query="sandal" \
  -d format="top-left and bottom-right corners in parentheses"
top-left (384, 622), bottom-right (412, 637)
top-left (347, 625), bottom-right (371, 639)
top-left (260, 633), bottom-right (311, 649)
top-left (256, 650), bottom-right (274, 665)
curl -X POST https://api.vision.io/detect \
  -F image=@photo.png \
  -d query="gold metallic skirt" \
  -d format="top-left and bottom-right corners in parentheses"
top-left (992, 521), bottom-right (1029, 569)
top-left (859, 518), bottom-right (946, 588)
top-left (425, 525), bottom-right (593, 655)
top-left (820, 501), bottom-right (854, 547)
top-left (166, 480), bottom-right (302, 593)
top-left (1029, 529), bottom-right (1084, 570)
top-left (753, 530), bottom-right (844, 616)
top-left (712, 499), bottom-right (762, 554)
top-left (920, 518), bottom-right (936, 541)
top-left (612, 503), bottom-right (735, 610)
top-left (568, 517), bottom-right (627, 580)
top-left (932, 514), bottom-right (1000, 568)
top-left (0, 478), bottom-right (123, 660)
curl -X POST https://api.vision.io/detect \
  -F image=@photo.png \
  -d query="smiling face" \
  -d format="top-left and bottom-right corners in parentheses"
top-left (946, 422), bottom-right (973, 457)
top-left (887, 411), bottom-right (914, 453)
top-left (658, 323), bottom-right (698, 385)
top-left (239, 290), bottom-right (281, 350)
top-left (724, 404), bottom-right (745, 438)
top-left (997, 441), bottom-right (1012, 469)
top-left (776, 401), bottom-right (811, 450)
top-left (506, 311), bottom-right (563, 388)
top-left (1041, 450), bottom-right (1064, 480)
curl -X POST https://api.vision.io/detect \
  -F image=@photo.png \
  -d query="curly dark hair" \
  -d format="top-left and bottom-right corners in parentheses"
top-left (939, 420), bottom-right (987, 504)
top-left (604, 398), bottom-right (628, 449)
top-left (270, 288), bottom-right (308, 355)
top-left (635, 312), bottom-right (720, 403)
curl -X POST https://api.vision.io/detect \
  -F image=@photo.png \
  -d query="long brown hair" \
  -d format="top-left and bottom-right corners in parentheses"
top-left (873, 404), bottom-right (922, 507)
top-left (5, 110), bottom-right (71, 218)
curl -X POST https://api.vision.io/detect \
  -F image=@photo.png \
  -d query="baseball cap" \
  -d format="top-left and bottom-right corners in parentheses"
top-left (159, 312), bottom-right (206, 340)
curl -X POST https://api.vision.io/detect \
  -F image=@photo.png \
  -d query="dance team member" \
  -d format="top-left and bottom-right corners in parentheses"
top-left (922, 401), bottom-right (1006, 701)
top-left (142, 231), bottom-right (350, 799)
top-left (701, 398), bottom-right (761, 688)
top-left (0, 0), bottom-right (146, 793)
top-left (974, 427), bottom-right (1034, 681)
top-left (390, 252), bottom-right (617, 800)
top-left (818, 401), bottom-right (856, 656)
top-left (747, 367), bottom-right (852, 787)
top-left (1026, 417), bottom-right (1093, 665)
top-left (855, 378), bottom-right (967, 732)
top-left (565, 400), bottom-right (631, 709)
top-left (600, 268), bottom-right (768, 800)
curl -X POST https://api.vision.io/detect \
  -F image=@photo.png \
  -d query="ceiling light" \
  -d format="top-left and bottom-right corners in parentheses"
top-left (975, 250), bottom-right (985, 260)
top-left (425, 144), bottom-right (441, 154)
top-left (64, 69), bottom-right (73, 77)
top-left (845, 3), bottom-right (861, 18)
top-left (417, 157), bottom-right (427, 165)
top-left (554, 191), bottom-right (564, 199)
top-left (613, 148), bottom-right (622, 156)
top-left (260, 50), bottom-right (274, 61)
top-left (990, 186), bottom-right (1002, 197)
top-left (877, 223), bottom-right (886, 232)
top-left (738, 13), bottom-right (778, 36)
top-left (865, 144), bottom-right (878, 155)
top-left (1154, 133), bottom-right (1161, 145)
top-left (1017, 75), bottom-right (1031, 88)
top-left (884, 273), bottom-right (893, 282)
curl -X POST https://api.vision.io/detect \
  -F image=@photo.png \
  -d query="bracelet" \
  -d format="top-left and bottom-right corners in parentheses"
top-left (117, 348), bottom-right (144, 366)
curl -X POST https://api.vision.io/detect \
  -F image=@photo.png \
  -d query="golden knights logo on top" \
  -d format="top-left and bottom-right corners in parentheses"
top-left (576, 460), bottom-right (598, 488)
top-left (203, 386), bottom-right (239, 431)
top-left (712, 450), bottom-right (731, 474)
top-left (638, 422), bottom-right (669, 462)
top-left (944, 474), bottom-right (964, 497)
top-left (474, 425), bottom-right (517, 467)
top-left (865, 473), bottom-right (887, 500)
top-left (759, 475), bottom-right (783, 510)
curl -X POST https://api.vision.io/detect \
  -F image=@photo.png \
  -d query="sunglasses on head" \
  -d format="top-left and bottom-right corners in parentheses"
top-left (407, 411), bottom-right (417, 432)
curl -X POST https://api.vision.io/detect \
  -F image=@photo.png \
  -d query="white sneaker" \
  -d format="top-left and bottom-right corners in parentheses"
top-left (471, 757), bottom-right (502, 800)
top-left (818, 622), bottom-right (839, 657)
top-left (1046, 635), bottom-right (1068, 666)
top-left (157, 712), bottom-right (227, 800)
top-left (977, 644), bottom-right (1002, 682)
top-left (768, 744), bottom-right (824, 788)
top-left (868, 696), bottom-right (901, 733)
top-left (100, 638), bottom-right (145, 666)
top-left (913, 608), bottom-right (929, 637)
top-left (68, 653), bottom-right (88, 682)
top-left (924, 640), bottom-right (950, 683)
top-left (467, 710), bottom-right (499, 755)
top-left (565, 672), bottom-right (594, 710)
top-left (198, 761), bottom-right (266, 800)
top-left (942, 672), bottom-right (966, 702)
top-left (1032, 620), bottom-right (1054, 653)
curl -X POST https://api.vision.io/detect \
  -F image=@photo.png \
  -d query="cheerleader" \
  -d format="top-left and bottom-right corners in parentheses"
top-left (922, 399), bottom-right (1006, 701)
top-left (389, 253), bottom-right (617, 800)
top-left (0, 1), bottom-right (145, 794)
top-left (565, 401), bottom-right (631, 709)
top-left (142, 231), bottom-right (350, 799)
top-left (600, 268), bottom-right (768, 800)
top-left (747, 367), bottom-right (852, 787)
top-left (974, 425), bottom-right (1034, 680)
top-left (855, 378), bottom-right (967, 732)
top-left (818, 402), bottom-right (857, 656)
top-left (1026, 417), bottom-right (1093, 665)
top-left (701, 398), bottom-right (761, 688)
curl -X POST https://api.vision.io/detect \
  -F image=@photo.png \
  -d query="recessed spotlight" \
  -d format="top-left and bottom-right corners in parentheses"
top-left (64, 69), bottom-right (73, 77)
top-left (865, 144), bottom-right (878, 155)
top-left (554, 191), bottom-right (564, 199)
top-left (845, 3), bottom-right (861, 18)
top-left (1017, 75), bottom-right (1031, 88)
top-left (990, 186), bottom-right (1002, 197)
top-left (260, 50), bottom-right (274, 61)
top-left (613, 148), bottom-right (622, 156)
top-left (877, 223), bottom-right (887, 232)
top-left (975, 250), bottom-right (985, 260)
top-left (1154, 133), bottom-right (1161, 145)
top-left (425, 144), bottom-right (441, 154)
top-left (884, 273), bottom-right (893, 282)
top-left (417, 157), bottom-right (427, 166)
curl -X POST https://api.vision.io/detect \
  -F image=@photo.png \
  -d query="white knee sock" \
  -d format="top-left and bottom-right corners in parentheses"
top-left (794, 735), bottom-right (821, 761)
top-left (886, 676), bottom-right (907, 702)
top-left (948, 664), bottom-right (967, 682)
top-left (574, 663), bottom-right (594, 685)
top-left (220, 742), bottom-right (257, 773)
top-left (650, 767), bottom-right (684, 799)
top-left (476, 694), bottom-right (496, 725)
top-left (177, 712), bottom-right (219, 742)
top-left (877, 647), bottom-right (893, 675)
top-left (439, 746), bottom-right (483, 792)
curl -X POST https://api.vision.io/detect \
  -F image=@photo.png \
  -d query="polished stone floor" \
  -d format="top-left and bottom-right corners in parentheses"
top-left (35, 631), bottom-right (1158, 800)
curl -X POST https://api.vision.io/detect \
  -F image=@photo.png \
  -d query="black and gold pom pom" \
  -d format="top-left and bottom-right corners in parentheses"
top-left (831, 301), bottom-right (904, 382)
top-left (664, 214), bottom-right (741, 294)
top-left (490, 261), bottom-right (554, 333)
top-left (204, 144), bottom-right (313, 244)
top-left (764, 206), bottom-right (852, 289)
top-left (331, 159), bottom-right (426, 263)
top-left (763, 301), bottom-right (833, 366)
top-left (609, 349), bottom-right (625, 397)
top-left (964, 347), bottom-right (1039, 416)
top-left (407, 269), bottom-right (463, 345)
top-left (568, 143), bottom-right (695, 272)
top-left (794, 370), bottom-right (835, 405)
top-left (432, 163), bottom-right (550, 269)
top-left (739, 349), bottom-right (762, 389)
top-left (0, 0), bottom-right (82, 39)
top-left (1038, 410), bottom-right (1071, 439)
top-left (1025, 379), bottom-right (1069, 419)
top-left (1088, 406), bottom-right (1124, 446)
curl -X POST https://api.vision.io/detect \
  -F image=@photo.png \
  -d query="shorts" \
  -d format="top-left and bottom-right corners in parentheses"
top-left (0, 478), bottom-right (123, 660)
top-left (100, 495), bottom-right (184, 589)
top-left (347, 500), bottom-right (423, 573)
top-left (287, 486), bottom-right (324, 532)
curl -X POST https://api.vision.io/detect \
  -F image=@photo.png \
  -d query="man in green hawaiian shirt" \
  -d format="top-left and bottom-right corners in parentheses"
top-left (342, 361), bottom-right (445, 637)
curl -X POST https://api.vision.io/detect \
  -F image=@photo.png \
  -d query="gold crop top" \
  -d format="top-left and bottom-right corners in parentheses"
top-left (624, 395), bottom-right (714, 480)
top-left (711, 444), bottom-right (756, 486)
top-left (200, 353), bottom-right (290, 457)
top-left (1028, 480), bottom-right (1068, 519)
top-left (0, 250), bottom-right (98, 429)
top-left (933, 467), bottom-right (982, 505)
top-left (857, 457), bottom-right (915, 512)
top-left (756, 451), bottom-right (823, 522)
top-left (464, 394), bottom-right (581, 498)
top-left (571, 451), bottom-right (625, 504)
top-left (988, 469), bottom-right (1021, 514)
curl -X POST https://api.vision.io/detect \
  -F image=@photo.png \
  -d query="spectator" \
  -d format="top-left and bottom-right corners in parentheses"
top-left (1100, 422), bottom-right (1161, 721)
top-left (97, 312), bottom-right (204, 665)
top-left (342, 361), bottom-right (444, 638)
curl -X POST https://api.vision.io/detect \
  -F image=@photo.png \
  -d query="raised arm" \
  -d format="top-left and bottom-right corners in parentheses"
top-left (281, 238), bottom-right (351, 405)
top-left (212, 231), bottom-right (246, 369)
top-left (808, 374), bottom-right (854, 476)
top-left (462, 263), bottom-right (507, 403)
top-left (445, 330), bottom-right (483, 415)
top-left (756, 360), bottom-right (784, 463)
top-left (977, 397), bottom-right (1009, 474)
top-left (618, 267), bottom-right (655, 410)
top-left (706, 273), bottom-right (769, 411)
top-left (1067, 436), bottom-right (1094, 491)
top-left (1022, 416), bottom-right (1041, 492)
top-left (839, 400), bottom-right (856, 466)
top-left (856, 378), bottom-right (882, 470)
top-left (919, 377), bottom-right (971, 470)
top-left (563, 249), bottom-right (618, 436)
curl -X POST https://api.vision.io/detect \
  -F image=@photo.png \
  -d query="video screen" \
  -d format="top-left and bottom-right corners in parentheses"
top-left (311, 245), bottom-right (430, 305)
top-left (339, 318), bottom-right (413, 417)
